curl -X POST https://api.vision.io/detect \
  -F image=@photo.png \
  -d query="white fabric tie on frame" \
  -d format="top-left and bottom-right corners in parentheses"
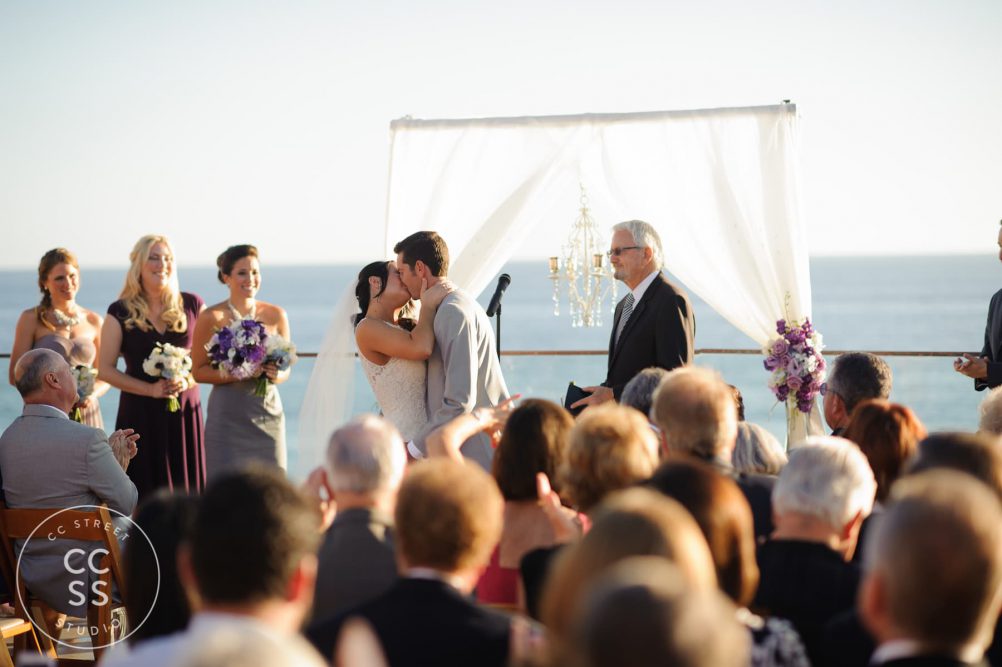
top-left (298, 104), bottom-right (820, 475)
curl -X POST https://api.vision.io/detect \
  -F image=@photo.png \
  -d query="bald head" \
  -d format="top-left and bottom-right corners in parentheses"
top-left (325, 415), bottom-right (407, 496)
top-left (652, 367), bottom-right (738, 460)
top-left (14, 349), bottom-right (64, 397)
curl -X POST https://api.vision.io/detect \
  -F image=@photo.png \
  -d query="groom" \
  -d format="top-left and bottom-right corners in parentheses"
top-left (394, 231), bottom-right (509, 469)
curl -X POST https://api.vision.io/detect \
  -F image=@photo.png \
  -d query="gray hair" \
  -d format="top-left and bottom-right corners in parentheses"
top-left (978, 388), bottom-right (1002, 435)
top-left (622, 367), bottom-right (671, 419)
top-left (828, 352), bottom-right (893, 413)
top-left (13, 348), bottom-right (62, 398)
top-left (325, 415), bottom-right (407, 494)
top-left (773, 436), bottom-right (876, 529)
top-left (732, 422), bottom-right (787, 476)
top-left (612, 220), bottom-right (664, 269)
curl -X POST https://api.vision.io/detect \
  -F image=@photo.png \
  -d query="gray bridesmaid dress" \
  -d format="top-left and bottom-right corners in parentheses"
top-left (204, 378), bottom-right (286, 479)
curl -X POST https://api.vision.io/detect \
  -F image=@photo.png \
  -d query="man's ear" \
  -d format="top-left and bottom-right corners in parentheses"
top-left (413, 260), bottom-right (428, 279)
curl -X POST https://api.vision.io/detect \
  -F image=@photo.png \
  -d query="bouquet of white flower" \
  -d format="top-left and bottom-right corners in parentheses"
top-left (256, 334), bottom-right (298, 397)
top-left (142, 342), bottom-right (193, 412)
top-left (71, 365), bottom-right (98, 422)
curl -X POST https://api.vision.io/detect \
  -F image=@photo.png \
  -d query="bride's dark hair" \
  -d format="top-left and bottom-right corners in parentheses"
top-left (355, 261), bottom-right (416, 330)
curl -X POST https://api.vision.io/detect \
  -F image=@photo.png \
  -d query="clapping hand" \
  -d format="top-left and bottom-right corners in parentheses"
top-left (109, 429), bottom-right (140, 470)
top-left (473, 394), bottom-right (520, 447)
top-left (302, 466), bottom-right (337, 531)
top-left (536, 472), bottom-right (581, 544)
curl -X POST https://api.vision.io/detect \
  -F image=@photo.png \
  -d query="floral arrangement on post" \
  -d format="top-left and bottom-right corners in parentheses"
top-left (71, 365), bottom-right (98, 422)
top-left (142, 342), bottom-right (194, 412)
top-left (763, 317), bottom-right (826, 413)
top-left (205, 318), bottom-right (298, 397)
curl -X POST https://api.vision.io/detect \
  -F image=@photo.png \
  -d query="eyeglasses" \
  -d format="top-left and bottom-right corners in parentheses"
top-left (606, 246), bottom-right (643, 258)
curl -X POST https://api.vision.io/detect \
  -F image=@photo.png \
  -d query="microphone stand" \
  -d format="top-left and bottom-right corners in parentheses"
top-left (494, 303), bottom-right (502, 360)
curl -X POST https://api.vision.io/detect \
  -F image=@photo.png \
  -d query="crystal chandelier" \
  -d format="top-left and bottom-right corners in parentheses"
top-left (548, 186), bottom-right (618, 327)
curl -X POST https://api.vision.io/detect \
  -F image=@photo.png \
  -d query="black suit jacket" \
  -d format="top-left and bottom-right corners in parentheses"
top-left (753, 539), bottom-right (861, 666)
top-left (603, 272), bottom-right (695, 399)
top-left (977, 288), bottom-right (1002, 391)
top-left (307, 577), bottom-right (511, 667)
top-left (877, 656), bottom-right (989, 667)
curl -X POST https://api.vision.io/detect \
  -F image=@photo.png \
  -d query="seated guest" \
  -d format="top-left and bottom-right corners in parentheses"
top-left (825, 432), bottom-right (1002, 666)
top-left (312, 415), bottom-right (406, 621)
top-left (842, 400), bottom-right (926, 562)
top-left (651, 366), bottom-right (776, 539)
top-left (733, 422), bottom-right (787, 476)
top-left (477, 399), bottom-right (577, 607)
top-left (648, 460), bottom-right (810, 667)
top-left (521, 403), bottom-right (660, 618)
top-left (620, 367), bottom-right (670, 421)
top-left (978, 387), bottom-right (1002, 435)
top-left (122, 492), bottom-right (199, 649)
top-left (860, 471), bottom-right (1002, 667)
top-left (307, 459), bottom-right (510, 667)
top-left (823, 352), bottom-right (893, 436)
top-left (103, 466), bottom-right (324, 667)
top-left (906, 432), bottom-right (1002, 499)
top-left (753, 437), bottom-right (876, 665)
top-left (0, 348), bottom-right (138, 618)
top-left (540, 488), bottom-right (716, 659)
top-left (570, 557), bottom-right (750, 667)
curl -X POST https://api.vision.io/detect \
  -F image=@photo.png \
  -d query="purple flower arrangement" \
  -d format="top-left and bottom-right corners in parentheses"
top-left (764, 317), bottom-right (826, 413)
top-left (206, 318), bottom-right (297, 397)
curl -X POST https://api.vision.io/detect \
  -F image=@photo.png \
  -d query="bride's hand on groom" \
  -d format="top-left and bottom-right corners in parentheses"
top-left (418, 279), bottom-right (452, 310)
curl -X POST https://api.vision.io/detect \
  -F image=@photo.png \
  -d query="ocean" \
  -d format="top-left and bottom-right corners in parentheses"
top-left (0, 256), bottom-right (997, 474)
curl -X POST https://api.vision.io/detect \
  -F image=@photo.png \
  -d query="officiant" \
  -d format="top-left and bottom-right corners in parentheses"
top-left (570, 220), bottom-right (695, 410)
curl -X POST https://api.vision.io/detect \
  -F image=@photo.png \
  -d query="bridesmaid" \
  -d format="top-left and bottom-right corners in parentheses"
top-left (99, 235), bottom-right (205, 500)
top-left (9, 248), bottom-right (109, 427)
top-left (191, 245), bottom-right (290, 478)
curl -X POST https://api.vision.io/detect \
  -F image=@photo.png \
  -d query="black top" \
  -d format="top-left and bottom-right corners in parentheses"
top-left (978, 287), bottom-right (1002, 391)
top-left (753, 539), bottom-right (860, 666)
top-left (603, 272), bottom-right (695, 399)
top-left (306, 577), bottom-right (511, 667)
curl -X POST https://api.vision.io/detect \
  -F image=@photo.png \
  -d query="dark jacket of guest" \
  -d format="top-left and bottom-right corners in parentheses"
top-left (307, 577), bottom-right (511, 667)
top-left (312, 507), bottom-right (397, 621)
top-left (603, 272), bottom-right (694, 399)
top-left (753, 539), bottom-right (860, 666)
top-left (977, 288), bottom-right (1002, 391)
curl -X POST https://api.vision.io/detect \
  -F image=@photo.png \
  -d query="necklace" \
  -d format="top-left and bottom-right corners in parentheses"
top-left (50, 306), bottom-right (80, 329)
top-left (227, 300), bottom-right (257, 321)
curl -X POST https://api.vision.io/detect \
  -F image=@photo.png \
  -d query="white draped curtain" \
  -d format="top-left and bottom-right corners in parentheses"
top-left (298, 103), bottom-right (821, 478)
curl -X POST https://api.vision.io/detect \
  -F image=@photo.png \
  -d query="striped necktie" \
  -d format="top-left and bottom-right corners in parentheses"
top-left (614, 292), bottom-right (635, 348)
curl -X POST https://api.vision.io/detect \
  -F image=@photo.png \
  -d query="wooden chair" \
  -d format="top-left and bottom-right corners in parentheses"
top-left (0, 502), bottom-right (128, 663)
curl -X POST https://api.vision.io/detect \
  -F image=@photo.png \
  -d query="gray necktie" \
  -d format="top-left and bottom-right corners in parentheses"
top-left (615, 292), bottom-right (635, 348)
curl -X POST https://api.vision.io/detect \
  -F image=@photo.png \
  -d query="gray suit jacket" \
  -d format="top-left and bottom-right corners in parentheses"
top-left (0, 403), bottom-right (138, 614)
top-left (417, 289), bottom-right (509, 469)
top-left (312, 507), bottom-right (397, 621)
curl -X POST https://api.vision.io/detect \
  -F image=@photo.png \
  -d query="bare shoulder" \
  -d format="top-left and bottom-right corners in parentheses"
top-left (255, 301), bottom-right (287, 326)
top-left (83, 308), bottom-right (103, 327)
top-left (198, 302), bottom-right (230, 325)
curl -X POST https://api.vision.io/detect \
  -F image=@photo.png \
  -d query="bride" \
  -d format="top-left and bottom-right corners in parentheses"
top-left (353, 260), bottom-right (448, 441)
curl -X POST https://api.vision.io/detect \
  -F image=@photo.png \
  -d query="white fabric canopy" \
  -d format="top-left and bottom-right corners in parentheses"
top-left (298, 103), bottom-right (821, 476)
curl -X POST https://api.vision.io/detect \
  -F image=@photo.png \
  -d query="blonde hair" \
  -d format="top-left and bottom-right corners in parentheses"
top-left (541, 488), bottom-right (716, 641)
top-left (560, 403), bottom-right (660, 513)
top-left (118, 235), bottom-right (186, 333)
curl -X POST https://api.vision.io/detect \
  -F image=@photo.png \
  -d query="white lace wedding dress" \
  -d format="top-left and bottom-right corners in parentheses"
top-left (359, 343), bottom-right (429, 442)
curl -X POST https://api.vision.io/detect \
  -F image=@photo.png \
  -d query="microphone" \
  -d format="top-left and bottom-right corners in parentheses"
top-left (485, 274), bottom-right (511, 317)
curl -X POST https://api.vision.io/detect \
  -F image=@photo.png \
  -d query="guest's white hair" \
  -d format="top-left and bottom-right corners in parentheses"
top-left (979, 387), bottom-right (1002, 436)
top-left (612, 220), bottom-right (664, 269)
top-left (773, 436), bottom-right (876, 529)
top-left (325, 414), bottom-right (407, 495)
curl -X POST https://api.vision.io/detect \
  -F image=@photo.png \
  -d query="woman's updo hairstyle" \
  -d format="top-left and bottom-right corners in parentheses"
top-left (355, 261), bottom-right (390, 327)
top-left (216, 245), bottom-right (259, 283)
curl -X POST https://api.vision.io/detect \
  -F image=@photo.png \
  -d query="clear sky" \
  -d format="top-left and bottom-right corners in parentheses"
top-left (1, 0), bottom-right (1000, 269)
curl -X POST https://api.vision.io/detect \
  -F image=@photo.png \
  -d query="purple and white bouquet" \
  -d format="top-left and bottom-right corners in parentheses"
top-left (142, 342), bottom-right (193, 412)
top-left (205, 319), bottom-right (297, 397)
top-left (71, 365), bottom-right (98, 422)
top-left (763, 318), bottom-right (826, 413)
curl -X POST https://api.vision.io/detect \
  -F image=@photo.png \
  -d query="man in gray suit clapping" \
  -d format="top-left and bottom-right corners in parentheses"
top-left (0, 348), bottom-right (139, 616)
